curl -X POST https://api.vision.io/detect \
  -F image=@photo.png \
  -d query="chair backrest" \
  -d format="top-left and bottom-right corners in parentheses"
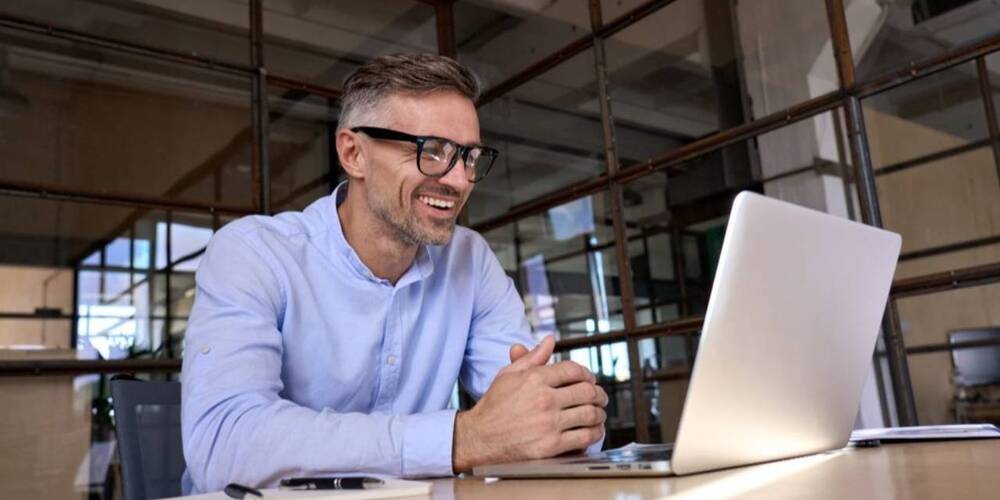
top-left (111, 376), bottom-right (185, 500)
top-left (949, 328), bottom-right (1000, 386)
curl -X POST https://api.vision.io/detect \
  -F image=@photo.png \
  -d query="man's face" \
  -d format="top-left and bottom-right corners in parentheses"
top-left (360, 90), bottom-right (479, 246)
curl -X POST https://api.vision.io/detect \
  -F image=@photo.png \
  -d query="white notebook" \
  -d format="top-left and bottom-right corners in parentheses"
top-left (850, 424), bottom-right (1000, 443)
top-left (162, 478), bottom-right (432, 500)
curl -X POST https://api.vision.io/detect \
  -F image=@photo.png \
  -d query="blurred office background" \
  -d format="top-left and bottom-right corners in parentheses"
top-left (1, 0), bottom-right (999, 498)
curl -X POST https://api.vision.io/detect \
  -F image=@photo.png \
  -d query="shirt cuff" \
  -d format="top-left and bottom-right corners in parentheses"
top-left (586, 435), bottom-right (605, 454)
top-left (400, 409), bottom-right (457, 478)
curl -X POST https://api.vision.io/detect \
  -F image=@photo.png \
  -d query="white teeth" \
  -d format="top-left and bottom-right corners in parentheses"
top-left (418, 195), bottom-right (455, 209)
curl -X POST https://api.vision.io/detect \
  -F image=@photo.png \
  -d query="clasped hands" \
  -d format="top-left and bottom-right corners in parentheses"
top-left (452, 336), bottom-right (608, 472)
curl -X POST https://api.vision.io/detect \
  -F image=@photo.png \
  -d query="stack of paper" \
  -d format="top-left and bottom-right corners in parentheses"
top-left (850, 424), bottom-right (1000, 443)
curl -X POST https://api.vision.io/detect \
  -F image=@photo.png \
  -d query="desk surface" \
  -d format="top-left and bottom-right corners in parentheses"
top-left (430, 440), bottom-right (999, 499)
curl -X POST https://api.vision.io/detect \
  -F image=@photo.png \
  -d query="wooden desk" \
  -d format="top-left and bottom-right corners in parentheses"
top-left (431, 440), bottom-right (999, 499)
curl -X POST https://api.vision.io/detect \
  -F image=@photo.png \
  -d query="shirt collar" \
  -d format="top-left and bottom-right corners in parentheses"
top-left (325, 181), bottom-right (434, 287)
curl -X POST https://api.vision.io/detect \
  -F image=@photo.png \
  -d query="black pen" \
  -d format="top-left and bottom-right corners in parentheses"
top-left (279, 476), bottom-right (385, 490)
top-left (224, 483), bottom-right (263, 498)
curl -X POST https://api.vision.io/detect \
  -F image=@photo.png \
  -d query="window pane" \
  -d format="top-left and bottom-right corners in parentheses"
top-left (0, 195), bottom-right (137, 267)
top-left (169, 215), bottom-right (216, 272)
top-left (865, 62), bottom-right (988, 169)
top-left (621, 170), bottom-right (732, 328)
top-left (849, 0), bottom-right (1000, 81)
top-left (78, 267), bottom-right (147, 359)
top-left (0, 194), bottom-right (222, 354)
top-left (262, 0), bottom-right (436, 89)
top-left (894, 282), bottom-right (1000, 425)
top-left (482, 225), bottom-right (518, 275)
top-left (605, 0), bottom-right (739, 162)
top-left (480, 192), bottom-right (621, 341)
top-left (456, 1), bottom-right (589, 87)
top-left (469, 49), bottom-right (605, 225)
top-left (149, 213), bottom-right (228, 272)
top-left (2, 0), bottom-right (250, 64)
top-left (166, 273), bottom-right (196, 321)
top-left (269, 89), bottom-right (338, 212)
top-left (877, 146), bottom-right (1000, 258)
top-left (0, 28), bottom-right (255, 210)
top-left (0, 264), bottom-right (73, 349)
top-left (104, 238), bottom-right (131, 268)
top-left (736, 0), bottom-right (837, 116)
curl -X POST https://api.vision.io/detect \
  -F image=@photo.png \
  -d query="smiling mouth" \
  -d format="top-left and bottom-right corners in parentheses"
top-left (417, 194), bottom-right (457, 213)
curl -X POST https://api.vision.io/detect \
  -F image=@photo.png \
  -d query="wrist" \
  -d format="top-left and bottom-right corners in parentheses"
top-left (452, 409), bottom-right (477, 473)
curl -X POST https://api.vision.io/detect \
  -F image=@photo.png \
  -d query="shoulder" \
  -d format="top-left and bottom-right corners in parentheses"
top-left (211, 195), bottom-right (333, 250)
top-left (215, 212), bottom-right (310, 246)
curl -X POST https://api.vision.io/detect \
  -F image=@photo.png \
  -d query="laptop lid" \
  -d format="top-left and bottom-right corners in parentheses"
top-left (670, 191), bottom-right (900, 475)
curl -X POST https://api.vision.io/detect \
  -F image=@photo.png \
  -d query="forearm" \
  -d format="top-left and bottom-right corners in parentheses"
top-left (184, 393), bottom-right (456, 492)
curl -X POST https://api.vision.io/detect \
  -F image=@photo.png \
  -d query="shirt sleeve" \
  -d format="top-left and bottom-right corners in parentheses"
top-left (181, 224), bottom-right (456, 494)
top-left (458, 234), bottom-right (535, 399)
top-left (459, 233), bottom-right (604, 454)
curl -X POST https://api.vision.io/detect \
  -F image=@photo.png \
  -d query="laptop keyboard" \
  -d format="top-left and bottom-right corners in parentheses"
top-left (565, 443), bottom-right (675, 464)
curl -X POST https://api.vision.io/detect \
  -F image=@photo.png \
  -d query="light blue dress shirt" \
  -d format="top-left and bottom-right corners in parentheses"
top-left (181, 183), bottom-right (534, 493)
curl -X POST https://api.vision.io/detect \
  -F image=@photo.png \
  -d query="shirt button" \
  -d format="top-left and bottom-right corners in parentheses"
top-left (387, 355), bottom-right (397, 366)
top-left (200, 346), bottom-right (211, 354)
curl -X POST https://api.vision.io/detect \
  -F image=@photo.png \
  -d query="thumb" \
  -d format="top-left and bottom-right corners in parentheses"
top-left (509, 335), bottom-right (555, 371)
top-left (509, 343), bottom-right (530, 363)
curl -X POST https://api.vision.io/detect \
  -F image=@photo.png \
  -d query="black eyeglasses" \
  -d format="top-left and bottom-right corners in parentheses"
top-left (351, 126), bottom-right (498, 183)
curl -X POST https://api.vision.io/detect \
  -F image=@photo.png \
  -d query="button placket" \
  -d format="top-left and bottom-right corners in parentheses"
top-left (371, 287), bottom-right (393, 411)
top-left (387, 290), bottom-right (407, 408)
top-left (375, 289), bottom-right (401, 411)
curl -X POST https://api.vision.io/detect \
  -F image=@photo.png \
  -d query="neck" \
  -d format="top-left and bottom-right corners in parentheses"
top-left (337, 184), bottom-right (419, 285)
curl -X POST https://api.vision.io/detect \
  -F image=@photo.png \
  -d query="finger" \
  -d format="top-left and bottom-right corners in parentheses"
top-left (556, 426), bottom-right (605, 455)
top-left (508, 343), bottom-right (530, 363)
top-left (553, 380), bottom-right (603, 408)
top-left (557, 404), bottom-right (606, 431)
top-left (594, 384), bottom-right (609, 407)
top-left (509, 335), bottom-right (554, 371)
top-left (537, 361), bottom-right (595, 388)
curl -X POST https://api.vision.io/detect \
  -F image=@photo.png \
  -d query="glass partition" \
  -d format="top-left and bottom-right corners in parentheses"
top-left (469, 49), bottom-right (607, 225)
top-left (735, 0), bottom-right (837, 116)
top-left (0, 29), bottom-right (255, 210)
top-left (865, 62), bottom-right (989, 169)
top-left (604, 0), bottom-right (738, 162)
top-left (455, 1), bottom-right (589, 87)
top-left (1, 0), bottom-right (250, 64)
top-left (262, 0), bottom-right (437, 89)
top-left (848, 0), bottom-right (1000, 81)
top-left (894, 282), bottom-right (1000, 425)
top-left (269, 89), bottom-right (339, 212)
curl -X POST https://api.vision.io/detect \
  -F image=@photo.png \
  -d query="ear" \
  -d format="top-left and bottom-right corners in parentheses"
top-left (336, 128), bottom-right (367, 180)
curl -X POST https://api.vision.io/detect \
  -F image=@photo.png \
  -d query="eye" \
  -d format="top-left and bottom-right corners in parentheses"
top-left (465, 148), bottom-right (483, 165)
top-left (421, 143), bottom-right (447, 162)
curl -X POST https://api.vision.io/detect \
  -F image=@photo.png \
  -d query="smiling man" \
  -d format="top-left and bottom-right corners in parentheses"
top-left (181, 53), bottom-right (608, 494)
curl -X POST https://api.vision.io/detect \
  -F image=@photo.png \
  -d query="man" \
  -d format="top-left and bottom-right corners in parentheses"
top-left (181, 53), bottom-right (608, 493)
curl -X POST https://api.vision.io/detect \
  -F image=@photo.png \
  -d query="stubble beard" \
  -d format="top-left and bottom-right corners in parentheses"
top-left (368, 185), bottom-right (457, 247)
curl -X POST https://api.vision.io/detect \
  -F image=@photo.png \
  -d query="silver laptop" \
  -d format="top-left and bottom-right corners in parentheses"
top-left (474, 191), bottom-right (901, 478)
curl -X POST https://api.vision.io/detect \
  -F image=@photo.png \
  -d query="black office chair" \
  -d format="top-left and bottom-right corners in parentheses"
top-left (949, 328), bottom-right (1000, 387)
top-left (111, 375), bottom-right (186, 500)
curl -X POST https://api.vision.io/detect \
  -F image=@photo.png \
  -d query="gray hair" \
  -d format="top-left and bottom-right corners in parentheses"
top-left (338, 53), bottom-right (482, 130)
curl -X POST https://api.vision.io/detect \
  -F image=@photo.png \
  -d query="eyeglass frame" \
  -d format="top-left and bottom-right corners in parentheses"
top-left (350, 126), bottom-right (499, 183)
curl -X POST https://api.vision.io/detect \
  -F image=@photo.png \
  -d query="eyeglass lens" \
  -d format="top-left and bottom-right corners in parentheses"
top-left (418, 138), bottom-right (490, 181)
